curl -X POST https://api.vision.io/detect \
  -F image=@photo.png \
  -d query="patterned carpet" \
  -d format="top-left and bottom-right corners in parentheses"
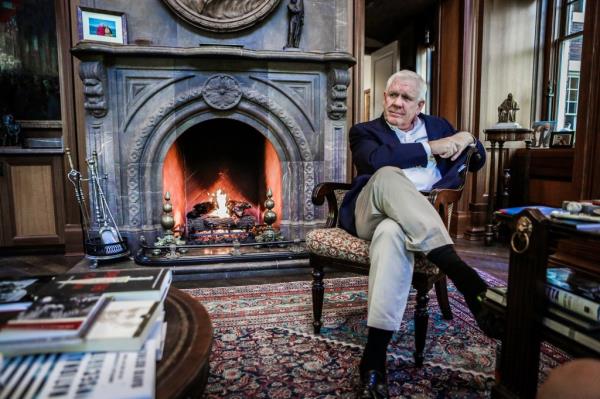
top-left (183, 273), bottom-right (569, 398)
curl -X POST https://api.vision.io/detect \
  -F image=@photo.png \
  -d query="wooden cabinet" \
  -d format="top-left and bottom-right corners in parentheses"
top-left (0, 150), bottom-right (65, 248)
top-left (491, 208), bottom-right (600, 398)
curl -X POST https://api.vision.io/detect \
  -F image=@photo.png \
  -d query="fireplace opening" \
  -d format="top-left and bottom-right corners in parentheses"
top-left (162, 118), bottom-right (282, 245)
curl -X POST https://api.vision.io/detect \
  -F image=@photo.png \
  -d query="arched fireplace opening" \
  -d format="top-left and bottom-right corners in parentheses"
top-left (162, 118), bottom-right (282, 244)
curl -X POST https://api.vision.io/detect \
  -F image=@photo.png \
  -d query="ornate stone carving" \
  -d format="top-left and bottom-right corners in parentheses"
top-left (162, 0), bottom-right (280, 32)
top-left (79, 62), bottom-right (108, 118)
top-left (126, 84), bottom-right (315, 227)
top-left (285, 0), bottom-right (304, 49)
top-left (303, 161), bottom-right (314, 220)
top-left (327, 67), bottom-right (350, 120)
top-left (242, 87), bottom-right (312, 161)
top-left (202, 74), bottom-right (242, 110)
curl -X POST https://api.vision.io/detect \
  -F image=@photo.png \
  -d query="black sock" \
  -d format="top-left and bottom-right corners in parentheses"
top-left (426, 244), bottom-right (488, 314)
top-left (360, 327), bottom-right (393, 375)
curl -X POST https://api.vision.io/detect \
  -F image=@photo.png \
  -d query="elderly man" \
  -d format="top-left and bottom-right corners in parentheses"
top-left (339, 70), bottom-right (499, 398)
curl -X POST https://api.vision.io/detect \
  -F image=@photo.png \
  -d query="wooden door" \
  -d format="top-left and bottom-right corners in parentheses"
top-left (370, 41), bottom-right (400, 119)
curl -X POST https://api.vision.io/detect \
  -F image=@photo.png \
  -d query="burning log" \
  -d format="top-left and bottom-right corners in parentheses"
top-left (187, 201), bottom-right (216, 219)
top-left (185, 191), bottom-right (257, 244)
top-left (226, 200), bottom-right (252, 218)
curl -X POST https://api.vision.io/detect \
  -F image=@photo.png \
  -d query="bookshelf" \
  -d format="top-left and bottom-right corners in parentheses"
top-left (491, 208), bottom-right (600, 398)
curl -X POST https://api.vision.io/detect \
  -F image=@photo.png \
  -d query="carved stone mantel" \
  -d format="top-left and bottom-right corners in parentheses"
top-left (71, 42), bottom-right (355, 65)
top-left (71, 41), bottom-right (355, 249)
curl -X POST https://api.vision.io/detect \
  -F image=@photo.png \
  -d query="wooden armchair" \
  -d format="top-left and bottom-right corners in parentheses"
top-left (305, 148), bottom-right (479, 367)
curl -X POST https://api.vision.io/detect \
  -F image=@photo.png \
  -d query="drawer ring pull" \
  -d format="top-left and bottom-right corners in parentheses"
top-left (510, 216), bottom-right (533, 254)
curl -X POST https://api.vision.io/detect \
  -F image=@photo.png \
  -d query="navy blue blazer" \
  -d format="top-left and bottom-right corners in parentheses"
top-left (339, 114), bottom-right (486, 236)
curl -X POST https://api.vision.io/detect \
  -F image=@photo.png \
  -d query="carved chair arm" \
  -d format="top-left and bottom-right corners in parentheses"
top-left (311, 182), bottom-right (352, 227)
top-left (427, 188), bottom-right (462, 227)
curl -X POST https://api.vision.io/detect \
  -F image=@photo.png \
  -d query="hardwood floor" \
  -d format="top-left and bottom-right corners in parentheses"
top-left (0, 238), bottom-right (509, 287)
top-left (0, 254), bottom-right (81, 278)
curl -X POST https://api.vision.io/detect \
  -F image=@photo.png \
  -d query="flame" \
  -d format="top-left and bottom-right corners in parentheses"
top-left (162, 122), bottom-right (283, 230)
top-left (209, 189), bottom-right (230, 218)
top-left (162, 144), bottom-right (186, 228)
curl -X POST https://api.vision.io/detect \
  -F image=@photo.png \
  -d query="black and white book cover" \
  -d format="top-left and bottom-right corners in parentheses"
top-left (14, 294), bottom-right (104, 322)
top-left (0, 276), bottom-right (53, 312)
top-left (0, 341), bottom-right (156, 399)
top-left (38, 269), bottom-right (172, 302)
top-left (0, 294), bottom-right (106, 343)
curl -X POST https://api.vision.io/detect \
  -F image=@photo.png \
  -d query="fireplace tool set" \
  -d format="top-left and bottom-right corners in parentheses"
top-left (66, 149), bottom-right (129, 267)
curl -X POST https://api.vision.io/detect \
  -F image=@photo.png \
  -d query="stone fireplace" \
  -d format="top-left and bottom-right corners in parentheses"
top-left (72, 0), bottom-right (354, 254)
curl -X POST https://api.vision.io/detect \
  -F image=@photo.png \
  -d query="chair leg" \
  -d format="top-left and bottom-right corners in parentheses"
top-left (413, 287), bottom-right (430, 367)
top-left (311, 264), bottom-right (325, 334)
top-left (434, 276), bottom-right (453, 320)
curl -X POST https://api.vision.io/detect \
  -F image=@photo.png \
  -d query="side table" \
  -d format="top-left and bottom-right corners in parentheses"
top-left (157, 287), bottom-right (213, 399)
top-left (483, 127), bottom-right (532, 245)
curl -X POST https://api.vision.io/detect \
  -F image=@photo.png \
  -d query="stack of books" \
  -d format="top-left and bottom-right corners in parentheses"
top-left (485, 267), bottom-right (600, 354)
top-left (0, 268), bottom-right (172, 399)
top-left (495, 202), bottom-right (600, 232)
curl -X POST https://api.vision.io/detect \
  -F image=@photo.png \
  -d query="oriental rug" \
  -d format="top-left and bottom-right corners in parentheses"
top-left (183, 273), bottom-right (569, 398)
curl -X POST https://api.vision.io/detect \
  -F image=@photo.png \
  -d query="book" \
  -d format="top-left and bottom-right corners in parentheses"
top-left (546, 268), bottom-right (600, 322)
top-left (550, 210), bottom-right (600, 232)
top-left (0, 294), bottom-right (107, 344)
top-left (485, 286), bottom-right (508, 307)
top-left (0, 276), bottom-right (53, 312)
top-left (549, 216), bottom-right (600, 232)
top-left (542, 317), bottom-right (600, 354)
top-left (0, 300), bottom-right (163, 357)
top-left (548, 305), bottom-right (600, 332)
top-left (0, 342), bottom-right (157, 399)
top-left (37, 269), bottom-right (172, 302)
top-left (496, 205), bottom-right (558, 217)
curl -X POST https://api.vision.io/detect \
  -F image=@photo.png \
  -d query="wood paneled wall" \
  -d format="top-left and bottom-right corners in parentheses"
top-left (573, 0), bottom-right (600, 199)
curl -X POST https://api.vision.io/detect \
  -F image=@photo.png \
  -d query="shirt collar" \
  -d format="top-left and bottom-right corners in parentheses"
top-left (386, 114), bottom-right (423, 135)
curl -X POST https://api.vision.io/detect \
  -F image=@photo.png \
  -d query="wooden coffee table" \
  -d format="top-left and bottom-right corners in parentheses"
top-left (157, 287), bottom-right (213, 399)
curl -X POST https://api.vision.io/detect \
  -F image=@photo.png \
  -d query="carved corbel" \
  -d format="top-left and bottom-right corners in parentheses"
top-left (79, 62), bottom-right (108, 118)
top-left (327, 66), bottom-right (350, 120)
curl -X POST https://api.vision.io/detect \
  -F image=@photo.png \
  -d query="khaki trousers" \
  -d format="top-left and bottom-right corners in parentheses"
top-left (354, 166), bottom-right (453, 331)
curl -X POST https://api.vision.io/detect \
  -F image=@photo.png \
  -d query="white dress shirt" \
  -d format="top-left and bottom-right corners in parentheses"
top-left (387, 117), bottom-right (441, 191)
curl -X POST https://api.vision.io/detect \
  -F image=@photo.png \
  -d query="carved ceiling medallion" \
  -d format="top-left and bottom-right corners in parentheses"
top-left (162, 0), bottom-right (281, 32)
top-left (202, 75), bottom-right (242, 110)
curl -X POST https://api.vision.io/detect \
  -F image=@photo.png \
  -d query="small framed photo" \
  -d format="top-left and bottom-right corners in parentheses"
top-left (549, 130), bottom-right (575, 148)
top-left (77, 7), bottom-right (127, 44)
top-left (532, 120), bottom-right (555, 148)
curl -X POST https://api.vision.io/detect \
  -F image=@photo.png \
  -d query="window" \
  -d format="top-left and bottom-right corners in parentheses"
top-left (552, 0), bottom-right (585, 132)
top-left (415, 46), bottom-right (433, 115)
top-left (0, 0), bottom-right (61, 120)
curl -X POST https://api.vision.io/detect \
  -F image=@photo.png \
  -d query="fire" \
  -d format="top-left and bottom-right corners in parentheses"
top-left (209, 189), bottom-right (229, 218)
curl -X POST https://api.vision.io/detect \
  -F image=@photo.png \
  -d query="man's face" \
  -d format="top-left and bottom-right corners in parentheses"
top-left (383, 78), bottom-right (425, 130)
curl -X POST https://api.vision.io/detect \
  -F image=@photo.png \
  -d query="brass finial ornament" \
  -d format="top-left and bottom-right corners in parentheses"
top-left (155, 191), bottom-right (186, 248)
top-left (161, 191), bottom-right (175, 235)
top-left (255, 188), bottom-right (283, 243)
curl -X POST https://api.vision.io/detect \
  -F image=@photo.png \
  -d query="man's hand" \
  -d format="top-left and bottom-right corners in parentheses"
top-left (429, 131), bottom-right (475, 161)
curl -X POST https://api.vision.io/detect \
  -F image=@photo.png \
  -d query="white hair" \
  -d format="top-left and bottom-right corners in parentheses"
top-left (385, 70), bottom-right (427, 102)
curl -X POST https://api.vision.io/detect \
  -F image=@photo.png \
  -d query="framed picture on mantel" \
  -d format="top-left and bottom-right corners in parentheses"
top-left (77, 7), bottom-right (128, 45)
